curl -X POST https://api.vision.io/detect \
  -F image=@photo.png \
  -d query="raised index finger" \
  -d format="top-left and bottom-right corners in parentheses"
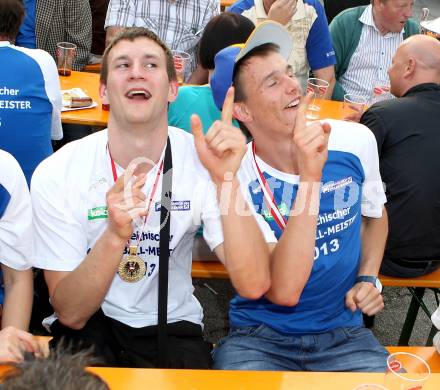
top-left (221, 86), bottom-right (235, 125)
top-left (294, 91), bottom-right (313, 134)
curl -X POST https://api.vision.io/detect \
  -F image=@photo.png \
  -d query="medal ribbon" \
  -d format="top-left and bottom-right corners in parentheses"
top-left (108, 145), bottom-right (164, 251)
top-left (251, 141), bottom-right (287, 231)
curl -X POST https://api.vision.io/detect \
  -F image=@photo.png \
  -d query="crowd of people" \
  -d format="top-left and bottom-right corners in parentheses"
top-left (1, 0), bottom-right (440, 383)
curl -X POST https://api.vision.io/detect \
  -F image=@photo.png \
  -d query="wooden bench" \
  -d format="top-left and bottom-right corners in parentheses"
top-left (191, 260), bottom-right (440, 346)
top-left (28, 338), bottom-right (440, 373)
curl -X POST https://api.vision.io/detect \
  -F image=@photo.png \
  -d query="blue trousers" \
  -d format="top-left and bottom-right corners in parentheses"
top-left (213, 324), bottom-right (389, 372)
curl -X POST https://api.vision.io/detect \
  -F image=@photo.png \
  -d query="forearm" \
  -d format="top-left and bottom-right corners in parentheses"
top-left (265, 179), bottom-right (321, 306)
top-left (1, 269), bottom-right (33, 330)
top-left (218, 178), bottom-right (270, 299)
top-left (50, 229), bottom-right (126, 329)
top-left (359, 209), bottom-right (388, 276)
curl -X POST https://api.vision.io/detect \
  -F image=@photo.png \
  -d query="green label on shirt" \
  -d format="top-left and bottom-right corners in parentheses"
top-left (88, 206), bottom-right (108, 220)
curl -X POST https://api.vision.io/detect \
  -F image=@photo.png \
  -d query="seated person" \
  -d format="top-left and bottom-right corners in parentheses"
top-left (210, 21), bottom-right (389, 372)
top-left (228, 0), bottom-right (336, 96)
top-left (330, 0), bottom-right (418, 101)
top-left (361, 35), bottom-right (440, 277)
top-left (0, 149), bottom-right (34, 331)
top-left (168, 12), bottom-right (255, 133)
top-left (104, 0), bottom-right (220, 83)
top-left (16, 0), bottom-right (92, 70)
top-left (0, 0), bottom-right (63, 185)
top-left (31, 27), bottom-right (275, 368)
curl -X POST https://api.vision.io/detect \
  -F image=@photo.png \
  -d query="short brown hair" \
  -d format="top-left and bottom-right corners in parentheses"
top-left (0, 0), bottom-right (25, 41)
top-left (0, 345), bottom-right (109, 390)
top-left (100, 27), bottom-right (176, 84)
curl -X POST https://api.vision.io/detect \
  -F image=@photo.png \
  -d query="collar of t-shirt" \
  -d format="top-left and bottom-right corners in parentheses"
top-left (359, 4), bottom-right (405, 37)
top-left (255, 0), bottom-right (306, 21)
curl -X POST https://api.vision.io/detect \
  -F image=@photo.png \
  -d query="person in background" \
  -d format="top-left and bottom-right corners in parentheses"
top-left (0, 0), bottom-right (62, 185)
top-left (0, 150), bottom-right (34, 331)
top-left (330, 0), bottom-right (418, 101)
top-left (168, 12), bottom-right (255, 133)
top-left (361, 34), bottom-right (440, 277)
top-left (104, 0), bottom-right (220, 84)
top-left (228, 0), bottom-right (336, 97)
top-left (15, 0), bottom-right (92, 71)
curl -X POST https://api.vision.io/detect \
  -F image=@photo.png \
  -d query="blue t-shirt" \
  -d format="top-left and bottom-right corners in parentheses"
top-left (0, 42), bottom-right (62, 185)
top-left (168, 85), bottom-right (240, 133)
top-left (16, 0), bottom-right (37, 49)
top-left (233, 119), bottom-right (386, 335)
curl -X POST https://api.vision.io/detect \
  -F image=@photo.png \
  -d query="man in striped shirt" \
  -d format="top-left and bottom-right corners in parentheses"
top-left (104, 0), bottom-right (220, 83)
top-left (330, 0), bottom-right (418, 101)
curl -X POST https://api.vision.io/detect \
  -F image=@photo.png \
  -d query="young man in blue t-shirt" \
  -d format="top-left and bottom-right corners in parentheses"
top-left (210, 21), bottom-right (389, 372)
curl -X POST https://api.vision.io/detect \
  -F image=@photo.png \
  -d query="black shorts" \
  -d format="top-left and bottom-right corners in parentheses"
top-left (49, 309), bottom-right (212, 368)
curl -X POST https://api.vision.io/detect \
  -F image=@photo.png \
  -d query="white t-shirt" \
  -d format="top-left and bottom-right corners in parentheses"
top-left (0, 149), bottom-right (33, 270)
top-left (31, 128), bottom-right (227, 328)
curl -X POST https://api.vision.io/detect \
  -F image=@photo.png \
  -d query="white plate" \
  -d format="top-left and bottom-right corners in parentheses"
top-left (61, 102), bottom-right (97, 112)
top-left (61, 88), bottom-right (96, 111)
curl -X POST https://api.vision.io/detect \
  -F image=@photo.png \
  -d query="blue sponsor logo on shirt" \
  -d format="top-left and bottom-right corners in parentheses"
top-left (155, 200), bottom-right (191, 212)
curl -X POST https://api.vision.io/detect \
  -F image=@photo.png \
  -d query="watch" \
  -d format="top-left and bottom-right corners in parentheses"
top-left (355, 275), bottom-right (383, 293)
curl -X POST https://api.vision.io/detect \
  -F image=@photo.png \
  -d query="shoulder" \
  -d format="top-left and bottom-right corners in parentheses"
top-left (32, 130), bottom-right (107, 189)
top-left (0, 150), bottom-right (24, 187)
top-left (405, 18), bottom-right (420, 36)
top-left (325, 119), bottom-right (377, 155)
top-left (228, 0), bottom-right (255, 14)
top-left (331, 5), bottom-right (366, 26)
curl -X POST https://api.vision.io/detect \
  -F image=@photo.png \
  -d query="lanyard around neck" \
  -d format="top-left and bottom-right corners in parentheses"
top-left (251, 141), bottom-right (287, 231)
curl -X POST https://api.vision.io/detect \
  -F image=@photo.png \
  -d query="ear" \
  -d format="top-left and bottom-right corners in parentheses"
top-left (99, 81), bottom-right (109, 105)
top-left (168, 79), bottom-right (179, 103)
top-left (233, 102), bottom-right (252, 123)
top-left (405, 57), bottom-right (417, 78)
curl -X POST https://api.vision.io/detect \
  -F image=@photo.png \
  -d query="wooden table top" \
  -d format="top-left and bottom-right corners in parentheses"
top-left (60, 71), bottom-right (108, 127)
top-left (88, 368), bottom-right (440, 390)
top-left (60, 71), bottom-right (345, 128)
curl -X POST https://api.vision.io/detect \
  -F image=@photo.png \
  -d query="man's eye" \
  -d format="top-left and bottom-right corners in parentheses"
top-left (146, 63), bottom-right (157, 69)
top-left (117, 63), bottom-right (129, 69)
top-left (268, 80), bottom-right (278, 87)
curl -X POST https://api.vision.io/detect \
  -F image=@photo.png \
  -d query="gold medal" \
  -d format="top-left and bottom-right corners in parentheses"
top-left (118, 245), bottom-right (146, 283)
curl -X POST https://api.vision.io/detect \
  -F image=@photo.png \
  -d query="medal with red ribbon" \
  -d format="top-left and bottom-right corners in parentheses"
top-left (108, 145), bottom-right (164, 283)
top-left (251, 141), bottom-right (288, 231)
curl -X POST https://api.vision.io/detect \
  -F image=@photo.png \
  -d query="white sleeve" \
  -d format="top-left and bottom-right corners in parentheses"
top-left (359, 128), bottom-right (387, 218)
top-left (105, 0), bottom-right (136, 28)
top-left (31, 164), bottom-right (87, 271)
top-left (36, 50), bottom-right (63, 141)
top-left (0, 152), bottom-right (33, 270)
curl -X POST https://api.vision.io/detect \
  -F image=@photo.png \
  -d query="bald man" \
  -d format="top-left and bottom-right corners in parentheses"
top-left (361, 34), bottom-right (440, 277)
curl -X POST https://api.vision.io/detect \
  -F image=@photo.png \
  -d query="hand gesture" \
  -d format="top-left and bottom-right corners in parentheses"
top-left (0, 326), bottom-right (43, 363)
top-left (346, 281), bottom-right (384, 316)
top-left (192, 87), bottom-right (247, 184)
top-left (268, 0), bottom-right (298, 26)
top-left (293, 93), bottom-right (331, 181)
top-left (106, 166), bottom-right (147, 242)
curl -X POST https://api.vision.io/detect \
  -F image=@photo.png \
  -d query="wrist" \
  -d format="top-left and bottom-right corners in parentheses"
top-left (356, 275), bottom-right (383, 293)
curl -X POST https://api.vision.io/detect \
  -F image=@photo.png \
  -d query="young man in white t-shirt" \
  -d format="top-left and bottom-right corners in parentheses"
top-left (31, 27), bottom-right (275, 368)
